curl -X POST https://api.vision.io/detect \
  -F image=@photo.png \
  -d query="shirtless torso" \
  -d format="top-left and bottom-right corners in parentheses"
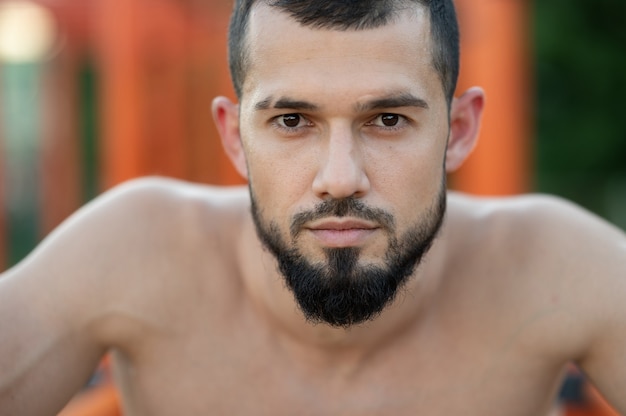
top-left (3, 178), bottom-right (624, 415)
top-left (2, 1), bottom-right (626, 414)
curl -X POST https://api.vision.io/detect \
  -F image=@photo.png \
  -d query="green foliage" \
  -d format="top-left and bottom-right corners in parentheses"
top-left (534, 0), bottom-right (626, 228)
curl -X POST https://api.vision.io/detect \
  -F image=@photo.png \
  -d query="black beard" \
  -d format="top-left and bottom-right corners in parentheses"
top-left (250, 186), bottom-right (446, 328)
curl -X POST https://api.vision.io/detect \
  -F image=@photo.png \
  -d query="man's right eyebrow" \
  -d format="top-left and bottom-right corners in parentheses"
top-left (254, 96), bottom-right (319, 111)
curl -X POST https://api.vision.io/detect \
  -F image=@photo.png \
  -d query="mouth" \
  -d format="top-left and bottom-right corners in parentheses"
top-left (305, 219), bottom-right (379, 248)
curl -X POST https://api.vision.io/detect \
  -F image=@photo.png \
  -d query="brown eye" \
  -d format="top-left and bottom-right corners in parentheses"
top-left (281, 114), bottom-right (301, 128)
top-left (381, 114), bottom-right (399, 127)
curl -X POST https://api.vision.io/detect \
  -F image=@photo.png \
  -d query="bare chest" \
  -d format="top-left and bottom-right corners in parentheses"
top-left (111, 313), bottom-right (566, 416)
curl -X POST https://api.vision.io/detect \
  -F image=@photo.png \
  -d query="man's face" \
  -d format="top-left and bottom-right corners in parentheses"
top-left (239, 4), bottom-right (451, 326)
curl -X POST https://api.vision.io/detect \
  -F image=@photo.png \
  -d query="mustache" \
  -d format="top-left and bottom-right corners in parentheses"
top-left (290, 198), bottom-right (395, 238)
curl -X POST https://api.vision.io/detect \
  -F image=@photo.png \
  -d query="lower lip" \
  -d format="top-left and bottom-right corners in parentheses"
top-left (309, 229), bottom-right (377, 248)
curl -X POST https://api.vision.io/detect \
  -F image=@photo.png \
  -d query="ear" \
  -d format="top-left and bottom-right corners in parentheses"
top-left (445, 87), bottom-right (485, 173)
top-left (212, 96), bottom-right (248, 179)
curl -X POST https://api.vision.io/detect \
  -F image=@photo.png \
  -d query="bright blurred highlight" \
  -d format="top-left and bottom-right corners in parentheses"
top-left (0, 0), bottom-right (57, 63)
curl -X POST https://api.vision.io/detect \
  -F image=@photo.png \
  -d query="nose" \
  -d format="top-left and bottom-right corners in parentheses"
top-left (311, 125), bottom-right (370, 200)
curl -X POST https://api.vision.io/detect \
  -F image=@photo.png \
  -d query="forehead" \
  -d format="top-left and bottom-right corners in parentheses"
top-left (241, 3), bottom-right (443, 109)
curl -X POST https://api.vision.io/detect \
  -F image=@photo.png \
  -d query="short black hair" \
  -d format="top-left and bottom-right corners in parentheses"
top-left (228, 0), bottom-right (460, 105)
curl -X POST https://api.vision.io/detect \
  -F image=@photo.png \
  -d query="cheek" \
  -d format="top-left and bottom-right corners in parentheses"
top-left (249, 156), bottom-right (310, 192)
top-left (245, 148), bottom-right (315, 220)
top-left (366, 142), bottom-right (445, 224)
top-left (367, 138), bottom-right (445, 190)
top-left (243, 128), bottom-right (320, 193)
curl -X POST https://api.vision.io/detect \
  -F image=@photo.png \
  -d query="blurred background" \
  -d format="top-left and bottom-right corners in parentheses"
top-left (0, 0), bottom-right (623, 415)
top-left (534, 0), bottom-right (626, 231)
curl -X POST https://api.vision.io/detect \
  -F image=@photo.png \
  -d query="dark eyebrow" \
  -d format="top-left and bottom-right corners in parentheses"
top-left (254, 96), bottom-right (320, 111)
top-left (355, 93), bottom-right (429, 112)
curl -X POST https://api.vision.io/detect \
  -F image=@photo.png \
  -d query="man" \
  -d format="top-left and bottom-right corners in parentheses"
top-left (1, 0), bottom-right (625, 415)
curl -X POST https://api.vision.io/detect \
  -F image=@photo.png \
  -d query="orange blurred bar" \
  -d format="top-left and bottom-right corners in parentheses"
top-left (453, 0), bottom-right (533, 195)
top-left (93, 0), bottom-right (240, 187)
top-left (137, 0), bottom-right (188, 180)
top-left (188, 2), bottom-right (244, 186)
top-left (57, 383), bottom-right (121, 416)
top-left (94, 0), bottom-right (145, 189)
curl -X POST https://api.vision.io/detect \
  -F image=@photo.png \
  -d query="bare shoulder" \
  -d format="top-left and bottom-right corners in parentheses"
top-left (447, 191), bottom-right (625, 257)
top-left (80, 175), bottom-right (250, 228)
top-left (65, 175), bottom-right (251, 258)
top-left (446, 192), bottom-right (626, 367)
top-left (0, 178), bottom-right (251, 413)
top-left (448, 191), bottom-right (625, 293)
top-left (1, 176), bottom-right (251, 346)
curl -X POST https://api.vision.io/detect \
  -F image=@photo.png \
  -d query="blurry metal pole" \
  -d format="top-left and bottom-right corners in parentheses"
top-left (187, 2), bottom-right (243, 186)
top-left (138, 0), bottom-right (188, 182)
top-left (451, 0), bottom-right (533, 195)
top-left (94, 0), bottom-right (144, 190)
